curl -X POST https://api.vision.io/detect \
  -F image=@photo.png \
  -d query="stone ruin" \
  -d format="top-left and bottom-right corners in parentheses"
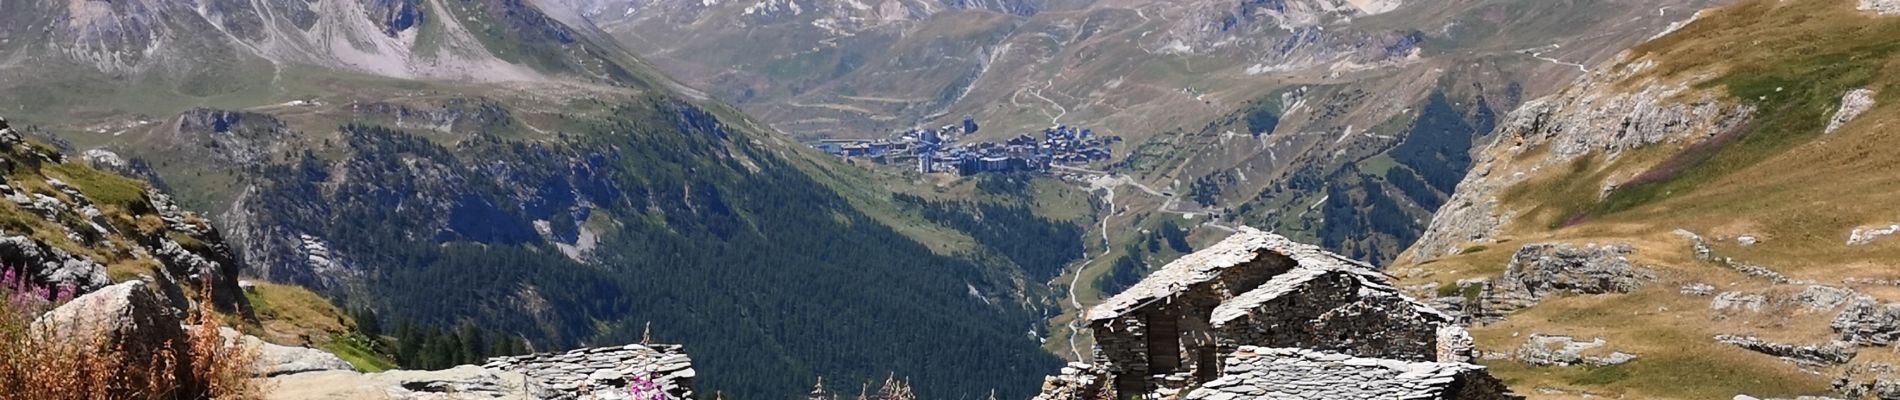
top-left (1037, 227), bottom-right (1516, 399)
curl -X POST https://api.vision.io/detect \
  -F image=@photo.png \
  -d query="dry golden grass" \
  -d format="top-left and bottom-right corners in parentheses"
top-left (0, 280), bottom-right (265, 400)
top-left (1387, 1), bottom-right (1900, 398)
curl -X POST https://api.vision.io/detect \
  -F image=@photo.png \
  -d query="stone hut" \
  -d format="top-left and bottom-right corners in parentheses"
top-left (1068, 227), bottom-right (1508, 399)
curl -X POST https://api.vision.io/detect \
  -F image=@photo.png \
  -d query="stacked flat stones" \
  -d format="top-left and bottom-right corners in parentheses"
top-left (1182, 347), bottom-right (1491, 400)
top-left (1030, 363), bottom-right (1108, 400)
top-left (482, 344), bottom-right (696, 400)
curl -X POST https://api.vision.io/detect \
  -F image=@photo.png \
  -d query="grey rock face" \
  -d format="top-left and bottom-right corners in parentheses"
top-left (1515, 335), bottom-right (1637, 367)
top-left (1714, 335), bottom-right (1856, 368)
top-left (1479, 243), bottom-right (1652, 321)
top-left (1411, 56), bottom-right (1754, 260)
top-left (0, 235), bottom-right (110, 293)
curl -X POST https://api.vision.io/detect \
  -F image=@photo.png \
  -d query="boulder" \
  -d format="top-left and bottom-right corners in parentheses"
top-left (32, 281), bottom-right (200, 397)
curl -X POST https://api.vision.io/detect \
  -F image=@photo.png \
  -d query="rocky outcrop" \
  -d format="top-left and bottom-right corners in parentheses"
top-left (1826, 88), bottom-right (1877, 134)
top-left (1835, 363), bottom-right (1900, 400)
top-left (1799, 286), bottom-right (1857, 311)
top-left (1, 114), bottom-right (250, 316)
top-left (1863, 0), bottom-right (1900, 15)
top-left (1850, 224), bottom-right (1900, 246)
top-left (268, 343), bottom-right (696, 400)
top-left (1833, 297), bottom-right (1900, 346)
top-left (1479, 243), bottom-right (1652, 321)
top-left (213, 327), bottom-right (357, 377)
top-left (32, 281), bottom-right (202, 397)
top-left (1714, 335), bottom-right (1856, 368)
top-left (267, 366), bottom-right (540, 400)
top-left (0, 235), bottom-right (110, 293)
top-left (1515, 335), bottom-right (1637, 367)
top-left (1713, 292), bottom-right (1769, 313)
top-left (1059, 228), bottom-right (1514, 399)
top-left (482, 344), bottom-right (696, 399)
top-left (1410, 54), bottom-right (1753, 260)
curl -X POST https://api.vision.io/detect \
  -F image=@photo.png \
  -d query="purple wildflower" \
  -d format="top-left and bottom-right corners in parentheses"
top-left (627, 374), bottom-right (666, 400)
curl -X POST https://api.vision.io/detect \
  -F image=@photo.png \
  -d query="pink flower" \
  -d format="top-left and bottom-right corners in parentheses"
top-left (627, 374), bottom-right (666, 400)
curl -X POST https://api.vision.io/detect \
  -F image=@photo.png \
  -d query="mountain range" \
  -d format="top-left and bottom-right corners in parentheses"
top-left (6, 0), bottom-right (1900, 399)
top-left (0, 1), bottom-right (1076, 398)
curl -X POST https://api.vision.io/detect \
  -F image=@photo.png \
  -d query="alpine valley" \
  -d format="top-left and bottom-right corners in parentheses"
top-left (3, 0), bottom-right (1900, 400)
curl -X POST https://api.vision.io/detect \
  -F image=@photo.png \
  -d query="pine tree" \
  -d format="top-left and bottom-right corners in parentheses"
top-left (459, 322), bottom-right (486, 363)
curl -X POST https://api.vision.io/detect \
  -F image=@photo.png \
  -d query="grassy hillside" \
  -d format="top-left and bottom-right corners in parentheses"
top-left (1396, 1), bottom-right (1900, 397)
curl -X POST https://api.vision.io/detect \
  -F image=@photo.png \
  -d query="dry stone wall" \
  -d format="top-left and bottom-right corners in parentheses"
top-left (1182, 347), bottom-right (1516, 400)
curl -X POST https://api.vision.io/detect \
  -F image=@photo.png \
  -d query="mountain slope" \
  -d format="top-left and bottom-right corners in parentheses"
top-left (0, 1), bottom-right (1068, 398)
top-left (0, 117), bottom-right (251, 316)
top-left (1395, 1), bottom-right (1900, 397)
top-left (589, 0), bottom-right (1721, 265)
